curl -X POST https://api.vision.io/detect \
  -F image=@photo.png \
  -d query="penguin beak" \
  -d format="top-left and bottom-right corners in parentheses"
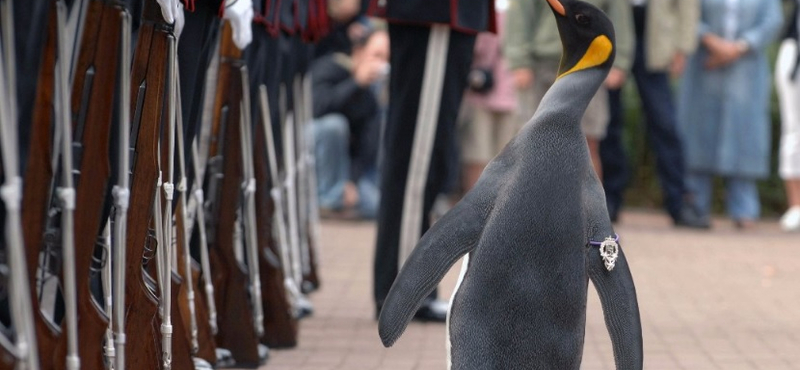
top-left (546, 0), bottom-right (566, 16)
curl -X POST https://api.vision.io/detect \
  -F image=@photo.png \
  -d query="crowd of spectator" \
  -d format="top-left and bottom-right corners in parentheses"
top-left (309, 0), bottom-right (800, 232)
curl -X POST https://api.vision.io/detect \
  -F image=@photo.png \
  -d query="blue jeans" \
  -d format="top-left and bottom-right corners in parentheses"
top-left (311, 113), bottom-right (379, 218)
top-left (686, 172), bottom-right (760, 221)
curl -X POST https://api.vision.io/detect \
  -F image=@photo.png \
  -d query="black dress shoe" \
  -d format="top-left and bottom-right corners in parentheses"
top-left (674, 204), bottom-right (710, 229)
top-left (412, 299), bottom-right (448, 323)
top-left (607, 203), bottom-right (619, 223)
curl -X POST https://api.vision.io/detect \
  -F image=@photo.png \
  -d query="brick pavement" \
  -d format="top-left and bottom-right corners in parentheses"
top-left (245, 210), bottom-right (800, 370)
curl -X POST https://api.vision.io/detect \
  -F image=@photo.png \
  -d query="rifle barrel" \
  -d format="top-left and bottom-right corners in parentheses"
top-left (112, 10), bottom-right (132, 370)
top-left (55, 2), bottom-right (80, 369)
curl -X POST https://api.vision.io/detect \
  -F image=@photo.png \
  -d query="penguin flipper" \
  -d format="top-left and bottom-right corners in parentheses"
top-left (378, 199), bottom-right (487, 347)
top-left (587, 246), bottom-right (644, 370)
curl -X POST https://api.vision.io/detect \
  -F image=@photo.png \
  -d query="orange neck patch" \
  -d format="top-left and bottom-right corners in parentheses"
top-left (558, 35), bottom-right (613, 79)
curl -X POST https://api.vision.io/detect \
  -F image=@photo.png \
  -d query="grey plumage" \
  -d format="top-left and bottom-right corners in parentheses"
top-left (378, 1), bottom-right (643, 368)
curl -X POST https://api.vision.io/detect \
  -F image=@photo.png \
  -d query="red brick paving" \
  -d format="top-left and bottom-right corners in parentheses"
top-left (240, 210), bottom-right (800, 370)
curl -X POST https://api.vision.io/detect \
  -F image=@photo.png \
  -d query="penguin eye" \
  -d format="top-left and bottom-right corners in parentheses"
top-left (575, 13), bottom-right (590, 25)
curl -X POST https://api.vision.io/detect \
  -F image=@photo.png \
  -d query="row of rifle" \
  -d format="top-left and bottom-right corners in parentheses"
top-left (0, 0), bottom-right (325, 369)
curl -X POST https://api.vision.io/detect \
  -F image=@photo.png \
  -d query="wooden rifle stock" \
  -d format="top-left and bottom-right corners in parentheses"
top-left (0, 335), bottom-right (15, 370)
top-left (20, 6), bottom-right (60, 369)
top-left (206, 21), bottom-right (262, 367)
top-left (53, 1), bottom-right (127, 369)
top-left (174, 88), bottom-right (218, 365)
top-left (157, 48), bottom-right (198, 370)
top-left (160, 216), bottom-right (196, 370)
top-left (253, 106), bottom-right (299, 348)
top-left (174, 197), bottom-right (217, 364)
top-left (304, 234), bottom-right (321, 292)
top-left (123, 0), bottom-right (171, 368)
top-left (168, 274), bottom-right (196, 370)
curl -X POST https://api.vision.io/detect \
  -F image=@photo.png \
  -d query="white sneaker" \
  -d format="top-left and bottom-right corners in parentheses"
top-left (779, 206), bottom-right (800, 231)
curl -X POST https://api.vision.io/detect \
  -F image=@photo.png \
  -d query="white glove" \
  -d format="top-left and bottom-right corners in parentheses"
top-left (174, 2), bottom-right (185, 40)
top-left (222, 0), bottom-right (254, 50)
top-left (156, 0), bottom-right (178, 23)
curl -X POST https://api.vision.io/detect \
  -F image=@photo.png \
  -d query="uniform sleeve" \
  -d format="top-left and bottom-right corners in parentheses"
top-left (676, 0), bottom-right (701, 54)
top-left (502, 0), bottom-right (537, 70)
top-left (311, 59), bottom-right (362, 118)
top-left (607, 0), bottom-right (634, 72)
top-left (739, 0), bottom-right (783, 51)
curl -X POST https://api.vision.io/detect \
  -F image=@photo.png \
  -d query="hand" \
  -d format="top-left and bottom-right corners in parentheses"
top-left (604, 68), bottom-right (626, 89)
top-left (173, 2), bottom-right (185, 40)
top-left (513, 68), bottom-right (534, 90)
top-left (701, 33), bottom-right (726, 53)
top-left (353, 60), bottom-right (388, 86)
top-left (156, 0), bottom-right (177, 23)
top-left (704, 41), bottom-right (745, 69)
top-left (223, 0), bottom-right (254, 50)
top-left (670, 52), bottom-right (686, 77)
top-left (702, 34), bottom-right (746, 70)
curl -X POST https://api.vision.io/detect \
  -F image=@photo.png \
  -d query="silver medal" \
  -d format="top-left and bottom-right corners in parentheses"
top-left (599, 236), bottom-right (619, 271)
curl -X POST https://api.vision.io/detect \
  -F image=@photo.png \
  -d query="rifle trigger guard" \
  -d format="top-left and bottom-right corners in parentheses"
top-left (57, 187), bottom-right (77, 210)
top-left (0, 177), bottom-right (23, 211)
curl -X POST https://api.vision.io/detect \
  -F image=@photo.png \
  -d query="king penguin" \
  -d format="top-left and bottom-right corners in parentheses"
top-left (377, 0), bottom-right (644, 368)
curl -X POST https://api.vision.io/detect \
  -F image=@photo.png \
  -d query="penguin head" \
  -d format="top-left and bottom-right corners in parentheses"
top-left (545, 0), bottom-right (616, 79)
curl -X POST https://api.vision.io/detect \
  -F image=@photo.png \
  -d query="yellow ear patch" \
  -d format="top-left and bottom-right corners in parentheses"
top-left (558, 35), bottom-right (613, 78)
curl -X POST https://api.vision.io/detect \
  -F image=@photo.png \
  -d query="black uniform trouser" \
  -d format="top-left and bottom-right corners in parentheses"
top-left (373, 23), bottom-right (475, 307)
top-left (244, 24), bottom-right (282, 164)
top-left (179, 0), bottom-right (223, 185)
top-left (9, 1), bottom-right (50, 174)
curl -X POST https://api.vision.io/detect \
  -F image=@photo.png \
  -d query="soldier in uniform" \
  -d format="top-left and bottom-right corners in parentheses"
top-left (369, 0), bottom-right (496, 322)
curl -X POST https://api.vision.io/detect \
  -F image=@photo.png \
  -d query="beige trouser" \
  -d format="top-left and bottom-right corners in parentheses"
top-left (461, 107), bottom-right (521, 163)
top-left (517, 60), bottom-right (610, 139)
